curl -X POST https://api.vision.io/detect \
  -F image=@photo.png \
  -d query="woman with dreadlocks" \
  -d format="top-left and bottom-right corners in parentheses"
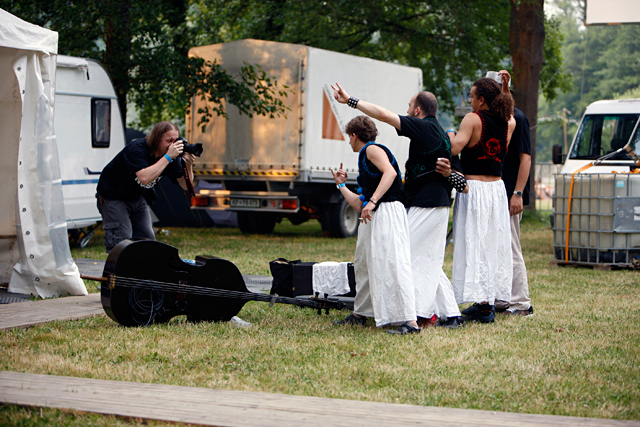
top-left (445, 73), bottom-right (516, 323)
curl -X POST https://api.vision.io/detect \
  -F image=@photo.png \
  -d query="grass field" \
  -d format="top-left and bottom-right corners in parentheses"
top-left (1, 214), bottom-right (639, 425)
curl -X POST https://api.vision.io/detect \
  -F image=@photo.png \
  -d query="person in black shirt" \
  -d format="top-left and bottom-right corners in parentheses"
top-left (493, 70), bottom-right (534, 316)
top-left (331, 83), bottom-right (463, 329)
top-left (96, 121), bottom-right (196, 252)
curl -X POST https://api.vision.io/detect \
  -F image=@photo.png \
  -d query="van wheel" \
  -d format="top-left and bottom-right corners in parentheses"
top-left (325, 199), bottom-right (359, 238)
top-left (237, 212), bottom-right (277, 234)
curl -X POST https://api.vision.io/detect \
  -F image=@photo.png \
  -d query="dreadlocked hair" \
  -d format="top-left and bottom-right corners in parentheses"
top-left (473, 77), bottom-right (514, 122)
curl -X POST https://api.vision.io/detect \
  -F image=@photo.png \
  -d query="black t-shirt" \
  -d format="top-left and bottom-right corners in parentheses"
top-left (502, 108), bottom-right (531, 205)
top-left (397, 115), bottom-right (452, 208)
top-left (97, 138), bottom-right (183, 204)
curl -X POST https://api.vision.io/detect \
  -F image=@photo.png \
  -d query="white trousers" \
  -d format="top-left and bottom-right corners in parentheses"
top-left (495, 212), bottom-right (531, 310)
top-left (353, 201), bottom-right (417, 327)
top-left (408, 207), bottom-right (461, 319)
top-left (452, 180), bottom-right (513, 305)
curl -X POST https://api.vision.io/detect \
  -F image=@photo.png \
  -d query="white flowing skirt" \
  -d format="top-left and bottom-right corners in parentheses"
top-left (353, 201), bottom-right (416, 327)
top-left (407, 206), bottom-right (461, 319)
top-left (451, 180), bottom-right (512, 305)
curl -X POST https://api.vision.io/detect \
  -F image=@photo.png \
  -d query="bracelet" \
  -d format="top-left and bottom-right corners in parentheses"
top-left (369, 199), bottom-right (377, 205)
top-left (336, 183), bottom-right (346, 189)
top-left (447, 172), bottom-right (467, 192)
top-left (446, 129), bottom-right (457, 135)
top-left (347, 96), bottom-right (359, 109)
top-left (163, 154), bottom-right (173, 163)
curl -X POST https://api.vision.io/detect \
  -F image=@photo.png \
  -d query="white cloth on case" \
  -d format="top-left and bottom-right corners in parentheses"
top-left (312, 262), bottom-right (350, 296)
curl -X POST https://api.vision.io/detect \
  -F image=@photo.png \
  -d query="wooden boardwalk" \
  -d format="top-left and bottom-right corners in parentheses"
top-left (0, 293), bottom-right (103, 329)
top-left (2, 371), bottom-right (638, 427)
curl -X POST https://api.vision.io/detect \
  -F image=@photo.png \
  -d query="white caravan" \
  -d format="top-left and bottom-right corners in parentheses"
top-left (54, 55), bottom-right (126, 246)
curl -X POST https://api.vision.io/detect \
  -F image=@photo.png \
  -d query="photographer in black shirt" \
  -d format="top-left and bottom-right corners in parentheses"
top-left (96, 121), bottom-right (196, 252)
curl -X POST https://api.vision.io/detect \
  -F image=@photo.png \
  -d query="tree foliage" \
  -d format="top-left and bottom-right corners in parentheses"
top-left (2, 0), bottom-right (568, 134)
top-left (0, 0), bottom-right (290, 131)
top-left (189, 0), bottom-right (512, 113)
top-left (536, 0), bottom-right (640, 161)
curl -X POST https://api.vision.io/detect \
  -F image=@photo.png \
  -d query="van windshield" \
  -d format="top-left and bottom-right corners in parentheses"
top-left (569, 114), bottom-right (639, 160)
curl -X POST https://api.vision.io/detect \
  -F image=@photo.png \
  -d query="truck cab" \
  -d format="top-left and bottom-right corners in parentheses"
top-left (552, 99), bottom-right (640, 173)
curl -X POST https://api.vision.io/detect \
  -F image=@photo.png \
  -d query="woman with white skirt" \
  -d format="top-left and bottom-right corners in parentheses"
top-left (447, 73), bottom-right (516, 323)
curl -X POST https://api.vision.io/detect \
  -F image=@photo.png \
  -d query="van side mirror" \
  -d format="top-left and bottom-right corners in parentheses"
top-left (552, 144), bottom-right (564, 165)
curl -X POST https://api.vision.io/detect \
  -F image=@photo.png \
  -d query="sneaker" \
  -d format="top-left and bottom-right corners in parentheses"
top-left (386, 321), bottom-right (421, 335)
top-left (494, 300), bottom-right (509, 312)
top-left (504, 306), bottom-right (534, 317)
top-left (437, 316), bottom-right (464, 329)
top-left (417, 314), bottom-right (439, 328)
top-left (333, 313), bottom-right (366, 326)
top-left (461, 303), bottom-right (481, 316)
top-left (462, 305), bottom-right (495, 323)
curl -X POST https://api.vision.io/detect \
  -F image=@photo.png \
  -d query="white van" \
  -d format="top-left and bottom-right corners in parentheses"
top-left (551, 99), bottom-right (640, 268)
top-left (552, 99), bottom-right (640, 172)
top-left (54, 55), bottom-right (126, 246)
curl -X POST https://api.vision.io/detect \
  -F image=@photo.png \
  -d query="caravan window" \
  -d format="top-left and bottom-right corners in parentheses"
top-left (569, 114), bottom-right (639, 160)
top-left (92, 98), bottom-right (111, 148)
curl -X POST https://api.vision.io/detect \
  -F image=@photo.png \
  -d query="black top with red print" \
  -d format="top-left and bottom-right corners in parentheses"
top-left (460, 111), bottom-right (509, 177)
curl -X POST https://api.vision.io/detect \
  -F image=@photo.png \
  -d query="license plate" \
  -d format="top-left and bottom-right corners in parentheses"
top-left (229, 198), bottom-right (260, 208)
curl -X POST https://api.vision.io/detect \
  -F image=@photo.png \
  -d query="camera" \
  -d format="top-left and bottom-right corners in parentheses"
top-left (176, 137), bottom-right (203, 157)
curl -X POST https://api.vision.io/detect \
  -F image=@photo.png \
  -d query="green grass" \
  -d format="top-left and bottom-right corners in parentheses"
top-left (1, 217), bottom-right (639, 425)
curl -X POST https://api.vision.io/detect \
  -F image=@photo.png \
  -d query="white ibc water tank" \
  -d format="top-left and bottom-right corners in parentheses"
top-left (552, 173), bottom-right (640, 267)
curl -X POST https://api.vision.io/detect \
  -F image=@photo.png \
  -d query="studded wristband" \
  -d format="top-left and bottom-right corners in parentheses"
top-left (447, 172), bottom-right (467, 192)
top-left (347, 96), bottom-right (359, 109)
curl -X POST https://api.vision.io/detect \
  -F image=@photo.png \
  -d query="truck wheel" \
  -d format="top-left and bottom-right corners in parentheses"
top-left (327, 199), bottom-right (359, 238)
top-left (237, 212), bottom-right (277, 234)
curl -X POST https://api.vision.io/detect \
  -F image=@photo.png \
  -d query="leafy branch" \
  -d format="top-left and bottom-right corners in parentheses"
top-left (186, 57), bottom-right (292, 133)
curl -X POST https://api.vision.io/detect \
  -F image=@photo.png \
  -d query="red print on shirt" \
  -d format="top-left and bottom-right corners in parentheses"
top-left (478, 137), bottom-right (502, 162)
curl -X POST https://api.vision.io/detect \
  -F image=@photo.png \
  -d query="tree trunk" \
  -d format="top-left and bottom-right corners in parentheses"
top-left (510, 0), bottom-right (545, 212)
top-left (103, 0), bottom-right (132, 127)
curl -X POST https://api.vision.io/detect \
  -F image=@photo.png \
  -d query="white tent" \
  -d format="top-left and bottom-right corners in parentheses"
top-left (0, 8), bottom-right (86, 297)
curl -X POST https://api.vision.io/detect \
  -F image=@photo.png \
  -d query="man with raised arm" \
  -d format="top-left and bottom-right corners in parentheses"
top-left (331, 83), bottom-right (464, 329)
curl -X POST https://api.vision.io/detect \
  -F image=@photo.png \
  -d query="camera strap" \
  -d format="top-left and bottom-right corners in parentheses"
top-left (182, 160), bottom-right (196, 198)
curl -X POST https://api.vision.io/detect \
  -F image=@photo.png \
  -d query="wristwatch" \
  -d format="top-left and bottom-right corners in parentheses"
top-left (513, 190), bottom-right (523, 197)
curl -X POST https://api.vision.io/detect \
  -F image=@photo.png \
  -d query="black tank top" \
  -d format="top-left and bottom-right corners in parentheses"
top-left (460, 111), bottom-right (509, 177)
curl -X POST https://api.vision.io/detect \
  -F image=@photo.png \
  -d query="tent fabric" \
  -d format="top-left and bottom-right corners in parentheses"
top-left (0, 8), bottom-right (87, 297)
top-left (0, 9), bottom-right (58, 54)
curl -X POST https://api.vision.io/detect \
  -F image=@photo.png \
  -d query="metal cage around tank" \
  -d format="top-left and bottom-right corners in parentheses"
top-left (552, 172), bottom-right (640, 268)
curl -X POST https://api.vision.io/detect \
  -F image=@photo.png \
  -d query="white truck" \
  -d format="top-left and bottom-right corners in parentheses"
top-left (551, 99), bottom-right (640, 268)
top-left (54, 55), bottom-right (126, 246)
top-left (186, 39), bottom-right (422, 237)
